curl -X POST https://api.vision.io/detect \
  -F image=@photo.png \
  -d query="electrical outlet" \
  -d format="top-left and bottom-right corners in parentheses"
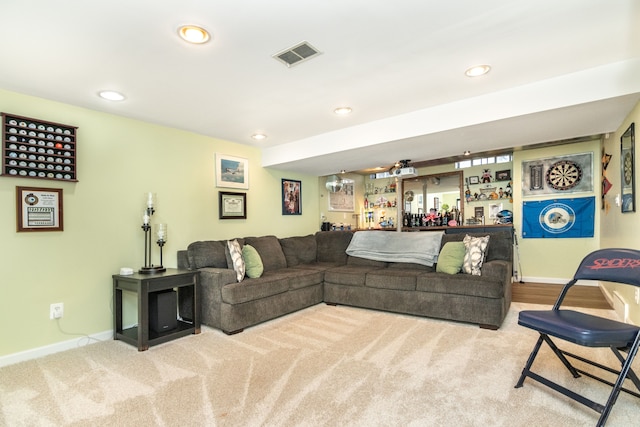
top-left (635, 289), bottom-right (640, 305)
top-left (50, 303), bottom-right (64, 319)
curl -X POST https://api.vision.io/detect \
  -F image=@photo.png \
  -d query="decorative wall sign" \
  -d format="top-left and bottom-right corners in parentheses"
top-left (522, 197), bottom-right (595, 238)
top-left (16, 186), bottom-right (63, 231)
top-left (328, 178), bottom-right (355, 212)
top-left (282, 179), bottom-right (301, 215)
top-left (620, 123), bottom-right (635, 213)
top-left (215, 153), bottom-right (249, 189)
top-left (521, 152), bottom-right (593, 197)
top-left (218, 191), bottom-right (246, 219)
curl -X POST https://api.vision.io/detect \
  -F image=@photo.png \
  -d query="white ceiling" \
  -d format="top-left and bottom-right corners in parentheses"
top-left (1, 1), bottom-right (639, 176)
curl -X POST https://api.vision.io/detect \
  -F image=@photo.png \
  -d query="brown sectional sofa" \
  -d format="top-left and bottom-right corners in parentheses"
top-left (177, 230), bottom-right (513, 334)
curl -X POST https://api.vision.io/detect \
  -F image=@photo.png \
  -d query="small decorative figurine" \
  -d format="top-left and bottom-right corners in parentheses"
top-left (481, 169), bottom-right (492, 183)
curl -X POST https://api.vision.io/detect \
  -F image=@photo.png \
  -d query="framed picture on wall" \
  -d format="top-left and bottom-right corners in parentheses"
top-left (219, 191), bottom-right (247, 219)
top-left (215, 153), bottom-right (249, 189)
top-left (16, 186), bottom-right (63, 232)
top-left (621, 123), bottom-right (635, 213)
top-left (495, 169), bottom-right (511, 181)
top-left (328, 179), bottom-right (355, 212)
top-left (282, 179), bottom-right (302, 215)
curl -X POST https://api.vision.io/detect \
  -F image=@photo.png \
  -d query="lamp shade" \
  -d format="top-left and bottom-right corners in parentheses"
top-left (325, 175), bottom-right (343, 192)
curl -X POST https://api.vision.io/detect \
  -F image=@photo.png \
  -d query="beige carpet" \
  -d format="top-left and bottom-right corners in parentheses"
top-left (0, 303), bottom-right (638, 426)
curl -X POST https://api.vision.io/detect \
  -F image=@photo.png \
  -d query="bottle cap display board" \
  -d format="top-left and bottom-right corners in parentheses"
top-left (2, 113), bottom-right (78, 182)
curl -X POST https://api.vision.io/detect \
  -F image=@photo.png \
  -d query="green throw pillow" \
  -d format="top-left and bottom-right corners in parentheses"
top-left (436, 242), bottom-right (466, 274)
top-left (242, 244), bottom-right (264, 278)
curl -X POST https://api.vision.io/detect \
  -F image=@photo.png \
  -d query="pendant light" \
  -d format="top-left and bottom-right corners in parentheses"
top-left (325, 174), bottom-right (343, 192)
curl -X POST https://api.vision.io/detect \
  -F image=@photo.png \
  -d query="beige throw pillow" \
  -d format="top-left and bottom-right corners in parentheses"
top-left (462, 235), bottom-right (490, 276)
top-left (227, 239), bottom-right (245, 282)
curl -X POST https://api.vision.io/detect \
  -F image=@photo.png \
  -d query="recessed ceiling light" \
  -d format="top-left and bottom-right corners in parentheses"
top-left (334, 107), bottom-right (352, 115)
top-left (98, 90), bottom-right (126, 101)
top-left (251, 133), bottom-right (267, 141)
top-left (178, 25), bottom-right (210, 44)
top-left (465, 65), bottom-right (491, 77)
top-left (464, 150), bottom-right (471, 156)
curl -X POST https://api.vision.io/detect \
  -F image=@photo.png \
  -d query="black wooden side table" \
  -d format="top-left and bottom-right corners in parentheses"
top-left (112, 268), bottom-right (200, 351)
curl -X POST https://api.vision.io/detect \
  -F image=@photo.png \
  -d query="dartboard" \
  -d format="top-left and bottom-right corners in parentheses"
top-left (546, 160), bottom-right (582, 191)
top-left (624, 152), bottom-right (633, 185)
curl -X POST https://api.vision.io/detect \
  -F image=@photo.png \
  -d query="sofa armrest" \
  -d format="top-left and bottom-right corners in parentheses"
top-left (198, 267), bottom-right (237, 329)
top-left (481, 260), bottom-right (512, 284)
top-left (177, 250), bottom-right (190, 269)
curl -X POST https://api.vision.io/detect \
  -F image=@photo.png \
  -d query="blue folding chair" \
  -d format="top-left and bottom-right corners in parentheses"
top-left (515, 248), bottom-right (640, 426)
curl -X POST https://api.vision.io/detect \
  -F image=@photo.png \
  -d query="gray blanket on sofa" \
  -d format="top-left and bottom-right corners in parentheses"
top-left (346, 230), bottom-right (444, 266)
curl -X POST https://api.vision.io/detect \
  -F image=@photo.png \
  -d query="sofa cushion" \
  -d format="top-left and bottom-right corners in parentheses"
top-left (221, 271), bottom-right (291, 304)
top-left (324, 265), bottom-right (378, 287)
top-left (347, 256), bottom-right (387, 267)
top-left (224, 237), bottom-right (245, 269)
top-left (436, 241), bottom-right (466, 274)
top-left (244, 236), bottom-right (287, 272)
top-left (279, 234), bottom-right (317, 267)
top-left (441, 230), bottom-right (512, 263)
top-left (227, 239), bottom-right (245, 282)
top-left (287, 268), bottom-right (324, 290)
top-left (416, 272), bottom-right (504, 299)
top-left (242, 244), bottom-right (264, 278)
top-left (315, 231), bottom-right (353, 264)
top-left (387, 262), bottom-right (433, 271)
top-left (365, 269), bottom-right (421, 291)
top-left (462, 235), bottom-right (490, 276)
top-left (187, 240), bottom-right (227, 269)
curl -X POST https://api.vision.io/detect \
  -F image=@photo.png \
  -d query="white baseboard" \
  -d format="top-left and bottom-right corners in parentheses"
top-left (0, 330), bottom-right (113, 368)
top-left (519, 276), bottom-right (600, 287)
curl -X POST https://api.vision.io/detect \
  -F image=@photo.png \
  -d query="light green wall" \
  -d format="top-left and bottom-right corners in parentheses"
top-left (0, 89), bottom-right (319, 357)
top-left (600, 101), bottom-right (640, 324)
top-left (512, 139), bottom-right (601, 281)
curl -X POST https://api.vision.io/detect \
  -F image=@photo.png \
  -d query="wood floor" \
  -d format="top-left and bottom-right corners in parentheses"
top-left (512, 281), bottom-right (612, 309)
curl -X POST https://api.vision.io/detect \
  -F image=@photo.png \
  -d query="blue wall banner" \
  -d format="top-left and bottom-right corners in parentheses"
top-left (522, 197), bottom-right (595, 238)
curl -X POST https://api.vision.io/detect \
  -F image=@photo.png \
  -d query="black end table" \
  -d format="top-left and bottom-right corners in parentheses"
top-left (112, 268), bottom-right (200, 351)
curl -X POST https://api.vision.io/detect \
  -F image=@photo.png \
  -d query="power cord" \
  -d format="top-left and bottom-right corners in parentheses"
top-left (54, 318), bottom-right (103, 347)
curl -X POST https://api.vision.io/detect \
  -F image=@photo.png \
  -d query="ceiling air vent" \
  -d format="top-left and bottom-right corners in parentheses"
top-left (272, 41), bottom-right (322, 67)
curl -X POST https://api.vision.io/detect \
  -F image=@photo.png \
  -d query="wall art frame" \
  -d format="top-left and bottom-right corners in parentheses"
top-left (521, 152), bottom-right (593, 197)
top-left (495, 169), bottom-right (511, 181)
top-left (282, 179), bottom-right (302, 215)
top-left (215, 153), bottom-right (249, 189)
top-left (219, 191), bottom-right (246, 219)
top-left (621, 122), bottom-right (635, 213)
top-left (16, 186), bottom-right (63, 232)
top-left (468, 176), bottom-right (480, 185)
top-left (328, 178), bottom-right (355, 212)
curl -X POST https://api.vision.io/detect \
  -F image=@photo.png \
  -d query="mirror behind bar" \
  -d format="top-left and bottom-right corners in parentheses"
top-left (402, 171), bottom-right (464, 227)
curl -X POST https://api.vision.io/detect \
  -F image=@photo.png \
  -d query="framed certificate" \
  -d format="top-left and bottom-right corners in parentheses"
top-left (218, 191), bottom-right (247, 219)
top-left (16, 186), bottom-right (63, 232)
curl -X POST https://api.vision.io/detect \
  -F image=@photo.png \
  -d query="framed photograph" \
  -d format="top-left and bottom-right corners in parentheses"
top-left (621, 123), bottom-right (635, 213)
top-left (215, 153), bottom-right (249, 189)
top-left (282, 179), bottom-right (302, 215)
top-left (474, 206), bottom-right (484, 219)
top-left (468, 176), bottom-right (480, 185)
top-left (219, 191), bottom-right (246, 219)
top-left (16, 186), bottom-right (63, 232)
top-left (495, 169), bottom-right (511, 181)
top-left (328, 179), bottom-right (355, 212)
top-left (489, 203), bottom-right (503, 219)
